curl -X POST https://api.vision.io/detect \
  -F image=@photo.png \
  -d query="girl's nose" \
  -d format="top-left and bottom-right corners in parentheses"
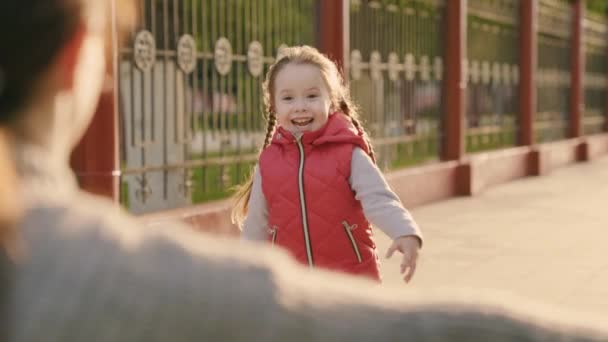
top-left (294, 99), bottom-right (307, 112)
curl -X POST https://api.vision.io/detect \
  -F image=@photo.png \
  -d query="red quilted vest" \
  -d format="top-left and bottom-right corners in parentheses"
top-left (259, 113), bottom-right (381, 281)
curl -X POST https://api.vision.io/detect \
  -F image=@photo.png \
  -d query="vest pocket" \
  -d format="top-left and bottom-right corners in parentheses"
top-left (268, 225), bottom-right (278, 246)
top-left (341, 221), bottom-right (362, 263)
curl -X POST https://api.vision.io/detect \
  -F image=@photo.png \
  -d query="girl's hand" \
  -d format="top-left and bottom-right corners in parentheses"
top-left (385, 235), bottom-right (421, 283)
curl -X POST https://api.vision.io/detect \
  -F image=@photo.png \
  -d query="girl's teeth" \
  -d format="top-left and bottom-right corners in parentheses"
top-left (293, 119), bottom-right (313, 125)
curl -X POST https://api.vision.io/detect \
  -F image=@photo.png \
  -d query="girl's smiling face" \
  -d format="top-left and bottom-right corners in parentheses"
top-left (273, 63), bottom-right (333, 134)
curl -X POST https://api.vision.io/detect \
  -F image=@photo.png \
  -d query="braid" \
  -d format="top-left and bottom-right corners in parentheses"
top-left (231, 112), bottom-right (277, 227)
top-left (262, 114), bottom-right (277, 150)
top-left (350, 116), bottom-right (376, 163)
top-left (339, 99), bottom-right (376, 163)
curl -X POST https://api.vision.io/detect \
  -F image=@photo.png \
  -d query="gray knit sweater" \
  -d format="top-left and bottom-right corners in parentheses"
top-left (6, 145), bottom-right (608, 341)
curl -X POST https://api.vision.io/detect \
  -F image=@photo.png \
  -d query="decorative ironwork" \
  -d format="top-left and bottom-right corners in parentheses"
top-left (369, 51), bottom-right (382, 81)
top-left (433, 57), bottom-right (443, 81)
top-left (470, 60), bottom-right (480, 84)
top-left (133, 30), bottom-right (156, 72)
top-left (387, 52), bottom-right (399, 81)
top-left (178, 169), bottom-right (194, 197)
top-left (419, 55), bottom-right (430, 82)
top-left (177, 34), bottom-right (197, 74)
top-left (214, 37), bottom-right (233, 76)
top-left (247, 41), bottom-right (264, 77)
top-left (481, 61), bottom-right (491, 84)
top-left (350, 49), bottom-right (363, 80)
top-left (404, 53), bottom-right (415, 81)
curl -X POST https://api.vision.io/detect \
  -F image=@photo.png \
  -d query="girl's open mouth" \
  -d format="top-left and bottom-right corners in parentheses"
top-left (292, 118), bottom-right (314, 126)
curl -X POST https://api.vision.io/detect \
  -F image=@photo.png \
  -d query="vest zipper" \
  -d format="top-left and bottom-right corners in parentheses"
top-left (268, 225), bottom-right (278, 245)
top-left (295, 135), bottom-right (314, 268)
top-left (342, 221), bottom-right (362, 263)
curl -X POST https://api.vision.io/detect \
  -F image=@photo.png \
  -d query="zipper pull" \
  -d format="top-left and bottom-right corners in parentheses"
top-left (268, 225), bottom-right (278, 245)
top-left (341, 221), bottom-right (358, 231)
top-left (268, 225), bottom-right (278, 234)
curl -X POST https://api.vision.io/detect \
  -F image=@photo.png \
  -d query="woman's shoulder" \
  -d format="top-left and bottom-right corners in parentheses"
top-left (13, 190), bottom-right (297, 340)
top-left (19, 191), bottom-right (149, 260)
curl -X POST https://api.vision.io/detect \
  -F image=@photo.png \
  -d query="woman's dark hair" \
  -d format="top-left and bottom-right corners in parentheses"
top-left (0, 0), bottom-right (83, 124)
top-left (0, 0), bottom-right (136, 124)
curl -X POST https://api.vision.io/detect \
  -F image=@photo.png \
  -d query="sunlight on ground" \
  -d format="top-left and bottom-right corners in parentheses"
top-left (375, 156), bottom-right (608, 317)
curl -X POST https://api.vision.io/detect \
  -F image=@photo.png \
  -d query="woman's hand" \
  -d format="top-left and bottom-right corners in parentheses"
top-left (385, 235), bottom-right (421, 283)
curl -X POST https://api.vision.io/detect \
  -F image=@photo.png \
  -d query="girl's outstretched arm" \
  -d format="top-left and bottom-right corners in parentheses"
top-left (241, 166), bottom-right (269, 241)
top-left (350, 148), bottom-right (423, 282)
top-left (349, 148), bottom-right (422, 243)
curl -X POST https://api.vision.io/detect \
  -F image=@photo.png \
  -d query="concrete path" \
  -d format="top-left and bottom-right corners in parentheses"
top-left (376, 155), bottom-right (608, 317)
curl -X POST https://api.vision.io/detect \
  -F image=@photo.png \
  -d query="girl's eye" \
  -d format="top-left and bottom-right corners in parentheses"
top-left (307, 94), bottom-right (318, 99)
top-left (282, 96), bottom-right (293, 101)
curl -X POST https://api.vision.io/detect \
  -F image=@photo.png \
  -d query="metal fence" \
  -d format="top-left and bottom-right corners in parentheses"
top-left (349, 0), bottom-right (445, 171)
top-left (466, 0), bottom-right (519, 153)
top-left (118, 0), bottom-right (315, 213)
top-left (583, 11), bottom-right (608, 135)
top-left (536, 0), bottom-right (572, 143)
top-left (114, 0), bottom-right (607, 214)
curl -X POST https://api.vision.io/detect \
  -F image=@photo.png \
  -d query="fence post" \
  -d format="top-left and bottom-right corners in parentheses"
top-left (519, 0), bottom-right (537, 146)
top-left (570, 0), bottom-right (584, 138)
top-left (317, 0), bottom-right (348, 72)
top-left (70, 0), bottom-right (119, 201)
top-left (443, 0), bottom-right (466, 161)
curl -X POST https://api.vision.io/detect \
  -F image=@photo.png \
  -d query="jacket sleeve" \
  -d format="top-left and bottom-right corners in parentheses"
top-left (241, 165), bottom-right (269, 241)
top-left (349, 147), bottom-right (423, 244)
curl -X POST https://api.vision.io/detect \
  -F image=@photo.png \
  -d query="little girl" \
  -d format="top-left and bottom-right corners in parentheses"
top-left (233, 46), bottom-right (422, 282)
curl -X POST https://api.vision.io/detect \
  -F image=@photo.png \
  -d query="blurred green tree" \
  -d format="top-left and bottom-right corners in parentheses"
top-left (586, 0), bottom-right (608, 16)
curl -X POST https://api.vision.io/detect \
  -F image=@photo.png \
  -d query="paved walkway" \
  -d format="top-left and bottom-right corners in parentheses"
top-left (376, 155), bottom-right (608, 317)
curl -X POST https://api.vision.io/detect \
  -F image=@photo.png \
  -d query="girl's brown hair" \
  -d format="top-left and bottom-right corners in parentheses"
top-left (231, 45), bottom-right (375, 227)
